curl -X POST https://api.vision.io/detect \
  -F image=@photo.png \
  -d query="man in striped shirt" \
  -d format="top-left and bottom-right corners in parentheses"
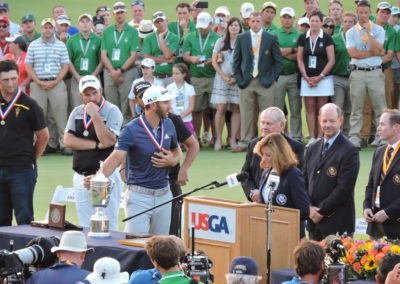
top-left (26, 18), bottom-right (70, 155)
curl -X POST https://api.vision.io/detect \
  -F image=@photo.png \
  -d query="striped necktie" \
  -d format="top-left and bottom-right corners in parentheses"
top-left (380, 146), bottom-right (394, 184)
top-left (321, 142), bottom-right (329, 158)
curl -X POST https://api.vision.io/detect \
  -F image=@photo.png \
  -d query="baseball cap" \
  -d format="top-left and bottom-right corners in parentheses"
top-left (215, 6), bottom-right (230, 16)
top-left (142, 86), bottom-right (177, 105)
top-left (196, 12), bottom-right (212, 29)
top-left (229, 256), bottom-right (259, 276)
top-left (93, 15), bottom-right (105, 25)
top-left (141, 58), bottom-right (155, 68)
top-left (377, 2), bottom-right (392, 10)
top-left (41, 18), bottom-right (55, 27)
top-left (56, 15), bottom-right (71, 26)
top-left (86, 257), bottom-right (129, 284)
top-left (152, 11), bottom-right (166, 23)
top-left (78, 13), bottom-right (93, 22)
top-left (5, 35), bottom-right (27, 51)
top-left (357, 1), bottom-right (370, 7)
top-left (133, 81), bottom-right (151, 98)
top-left (21, 13), bottom-right (35, 23)
top-left (113, 2), bottom-right (126, 13)
top-left (0, 2), bottom-right (8, 11)
top-left (79, 75), bottom-right (102, 93)
top-left (392, 7), bottom-right (400, 15)
top-left (262, 1), bottom-right (277, 11)
top-left (298, 17), bottom-right (310, 26)
top-left (0, 15), bottom-right (9, 25)
top-left (240, 2), bottom-right (255, 19)
top-left (138, 19), bottom-right (154, 39)
top-left (280, 7), bottom-right (295, 17)
top-left (51, 231), bottom-right (95, 253)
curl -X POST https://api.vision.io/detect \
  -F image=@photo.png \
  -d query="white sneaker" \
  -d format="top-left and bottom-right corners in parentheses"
top-left (201, 132), bottom-right (212, 144)
top-left (370, 137), bottom-right (380, 147)
top-left (306, 137), bottom-right (316, 148)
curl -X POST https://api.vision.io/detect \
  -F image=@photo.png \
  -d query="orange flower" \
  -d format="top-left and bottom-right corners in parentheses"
top-left (375, 252), bottom-right (385, 262)
top-left (361, 254), bottom-right (368, 265)
top-left (321, 239), bottom-right (326, 248)
top-left (368, 249), bottom-right (378, 256)
top-left (382, 246), bottom-right (391, 254)
top-left (353, 262), bottom-right (361, 272)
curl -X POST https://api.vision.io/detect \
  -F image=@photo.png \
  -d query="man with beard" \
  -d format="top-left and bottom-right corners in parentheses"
top-left (86, 86), bottom-right (182, 235)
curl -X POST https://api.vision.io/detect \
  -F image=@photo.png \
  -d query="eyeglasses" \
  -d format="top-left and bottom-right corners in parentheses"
top-left (98, 7), bottom-right (110, 11)
top-left (0, 24), bottom-right (8, 29)
top-left (323, 24), bottom-right (335, 29)
top-left (132, 1), bottom-right (144, 6)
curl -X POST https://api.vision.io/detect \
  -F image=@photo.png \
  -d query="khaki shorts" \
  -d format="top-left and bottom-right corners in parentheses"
top-left (191, 77), bottom-right (215, 112)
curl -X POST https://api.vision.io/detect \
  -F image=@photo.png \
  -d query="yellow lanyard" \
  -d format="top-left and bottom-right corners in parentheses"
top-left (253, 34), bottom-right (262, 53)
top-left (382, 143), bottom-right (400, 175)
top-left (356, 21), bottom-right (372, 45)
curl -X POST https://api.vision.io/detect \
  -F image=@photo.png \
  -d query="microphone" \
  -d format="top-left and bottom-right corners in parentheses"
top-left (212, 173), bottom-right (249, 188)
top-left (267, 170), bottom-right (280, 202)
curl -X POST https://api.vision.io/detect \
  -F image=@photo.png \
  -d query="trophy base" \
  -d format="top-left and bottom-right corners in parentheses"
top-left (88, 231), bottom-right (112, 238)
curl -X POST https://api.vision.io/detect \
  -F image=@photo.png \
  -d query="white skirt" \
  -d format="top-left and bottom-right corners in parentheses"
top-left (300, 75), bottom-right (334, 97)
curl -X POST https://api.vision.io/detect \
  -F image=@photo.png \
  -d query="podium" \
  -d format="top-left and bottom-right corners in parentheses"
top-left (183, 196), bottom-right (300, 284)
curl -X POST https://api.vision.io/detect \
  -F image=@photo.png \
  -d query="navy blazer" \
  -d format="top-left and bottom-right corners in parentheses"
top-left (259, 166), bottom-right (310, 221)
top-left (303, 132), bottom-right (360, 236)
top-left (241, 134), bottom-right (304, 201)
top-left (364, 145), bottom-right (400, 239)
top-left (232, 30), bottom-right (282, 89)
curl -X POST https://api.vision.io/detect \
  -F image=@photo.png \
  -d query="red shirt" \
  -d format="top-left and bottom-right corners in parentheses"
top-left (0, 39), bottom-right (10, 57)
top-left (6, 52), bottom-right (29, 94)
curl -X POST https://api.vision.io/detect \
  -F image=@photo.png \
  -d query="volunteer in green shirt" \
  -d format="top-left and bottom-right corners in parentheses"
top-left (183, 12), bottom-right (220, 140)
top-left (375, 1), bottom-right (396, 109)
top-left (143, 11), bottom-right (179, 86)
top-left (240, 2), bottom-right (254, 33)
top-left (331, 12), bottom-right (356, 137)
top-left (67, 13), bottom-right (103, 109)
top-left (272, 7), bottom-right (302, 142)
top-left (168, 2), bottom-right (196, 62)
top-left (21, 14), bottom-right (41, 45)
top-left (262, 1), bottom-right (278, 33)
top-left (329, 0), bottom-right (343, 35)
top-left (101, 1), bottom-right (140, 123)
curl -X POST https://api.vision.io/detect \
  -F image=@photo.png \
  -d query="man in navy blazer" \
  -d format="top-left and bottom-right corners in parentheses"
top-left (241, 107), bottom-right (304, 202)
top-left (303, 103), bottom-right (360, 241)
top-left (232, 11), bottom-right (282, 153)
top-left (364, 109), bottom-right (400, 240)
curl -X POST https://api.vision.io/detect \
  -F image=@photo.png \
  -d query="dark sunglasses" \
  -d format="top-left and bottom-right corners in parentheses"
top-left (132, 1), bottom-right (144, 6)
top-left (98, 7), bottom-right (110, 11)
top-left (0, 24), bottom-right (8, 29)
top-left (114, 5), bottom-right (126, 10)
top-left (323, 24), bottom-right (334, 29)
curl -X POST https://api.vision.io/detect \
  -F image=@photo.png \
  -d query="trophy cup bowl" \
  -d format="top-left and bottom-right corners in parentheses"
top-left (88, 171), bottom-right (114, 238)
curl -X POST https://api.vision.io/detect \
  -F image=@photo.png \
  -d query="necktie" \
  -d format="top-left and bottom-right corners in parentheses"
top-left (321, 142), bottom-right (329, 158)
top-left (376, 146), bottom-right (394, 208)
top-left (252, 34), bottom-right (260, 78)
top-left (380, 147), bottom-right (394, 183)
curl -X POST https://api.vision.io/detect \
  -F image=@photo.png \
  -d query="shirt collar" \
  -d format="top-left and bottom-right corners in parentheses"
top-left (391, 139), bottom-right (400, 150)
top-left (357, 21), bottom-right (371, 30)
top-left (306, 29), bottom-right (323, 39)
top-left (250, 28), bottom-right (263, 38)
top-left (324, 130), bottom-right (341, 149)
top-left (79, 32), bottom-right (94, 40)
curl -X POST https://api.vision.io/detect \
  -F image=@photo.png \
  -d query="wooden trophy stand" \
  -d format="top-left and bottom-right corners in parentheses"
top-left (183, 196), bottom-right (300, 284)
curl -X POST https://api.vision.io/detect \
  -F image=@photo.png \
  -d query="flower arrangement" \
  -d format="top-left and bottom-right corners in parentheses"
top-left (322, 237), bottom-right (400, 281)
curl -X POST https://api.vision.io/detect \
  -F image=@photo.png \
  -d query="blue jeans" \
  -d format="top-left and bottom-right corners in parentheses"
top-left (0, 167), bottom-right (38, 226)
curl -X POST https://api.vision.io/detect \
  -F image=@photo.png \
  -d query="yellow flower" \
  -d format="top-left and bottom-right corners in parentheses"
top-left (391, 246), bottom-right (400, 254)
top-left (364, 255), bottom-right (378, 271)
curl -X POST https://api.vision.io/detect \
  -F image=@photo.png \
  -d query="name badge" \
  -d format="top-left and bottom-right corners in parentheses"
top-left (308, 56), bottom-right (317, 69)
top-left (43, 62), bottom-right (51, 73)
top-left (178, 46), bottom-right (183, 57)
top-left (80, 58), bottom-right (89, 71)
top-left (196, 63), bottom-right (205, 68)
top-left (176, 95), bottom-right (185, 111)
top-left (160, 62), bottom-right (168, 66)
top-left (199, 55), bottom-right (206, 62)
top-left (112, 48), bottom-right (121, 61)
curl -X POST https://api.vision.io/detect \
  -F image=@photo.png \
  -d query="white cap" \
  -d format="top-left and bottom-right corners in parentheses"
top-left (297, 17), bottom-right (310, 26)
top-left (56, 15), bottom-right (71, 26)
top-left (113, 1), bottom-right (126, 13)
top-left (86, 257), bottom-right (129, 284)
top-left (51, 231), bottom-right (94, 253)
top-left (196, 12), bottom-right (212, 29)
top-left (78, 13), bottom-right (93, 22)
top-left (5, 34), bottom-right (21, 43)
top-left (240, 2), bottom-right (255, 19)
top-left (152, 11), bottom-right (166, 23)
top-left (142, 86), bottom-right (177, 105)
top-left (280, 7), bottom-right (295, 17)
top-left (215, 6), bottom-right (230, 17)
top-left (79, 75), bottom-right (102, 93)
top-left (141, 58), bottom-right (155, 68)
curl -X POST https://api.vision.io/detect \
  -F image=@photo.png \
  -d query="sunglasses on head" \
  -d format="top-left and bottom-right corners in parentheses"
top-left (99, 7), bottom-right (110, 11)
top-left (114, 5), bottom-right (126, 11)
top-left (323, 24), bottom-right (334, 29)
top-left (132, 1), bottom-right (144, 6)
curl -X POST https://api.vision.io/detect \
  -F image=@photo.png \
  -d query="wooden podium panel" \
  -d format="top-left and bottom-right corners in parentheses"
top-left (184, 196), bottom-right (299, 284)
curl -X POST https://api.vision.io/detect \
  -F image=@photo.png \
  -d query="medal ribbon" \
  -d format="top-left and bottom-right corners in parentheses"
top-left (82, 97), bottom-right (105, 130)
top-left (382, 143), bottom-right (400, 175)
top-left (0, 43), bottom-right (8, 57)
top-left (0, 88), bottom-right (22, 121)
top-left (356, 21), bottom-right (372, 45)
top-left (139, 114), bottom-right (164, 151)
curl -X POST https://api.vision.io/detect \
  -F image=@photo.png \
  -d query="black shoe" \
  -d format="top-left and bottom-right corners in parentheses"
top-left (360, 139), bottom-right (368, 149)
top-left (61, 148), bottom-right (73, 156)
top-left (368, 135), bottom-right (375, 144)
top-left (44, 145), bottom-right (58, 155)
top-left (197, 138), bottom-right (202, 148)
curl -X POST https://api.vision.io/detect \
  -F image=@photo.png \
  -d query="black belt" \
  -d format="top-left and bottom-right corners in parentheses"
top-left (334, 74), bottom-right (349, 78)
top-left (76, 170), bottom-right (96, 176)
top-left (281, 71), bottom-right (297, 76)
top-left (40, 78), bottom-right (57, 81)
top-left (156, 74), bottom-right (172, 79)
top-left (350, 65), bottom-right (381, 71)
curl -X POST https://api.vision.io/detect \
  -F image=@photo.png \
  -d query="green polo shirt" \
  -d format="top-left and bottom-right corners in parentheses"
top-left (271, 27), bottom-right (300, 74)
top-left (159, 271), bottom-right (204, 284)
top-left (101, 23), bottom-right (140, 68)
top-left (332, 32), bottom-right (350, 76)
top-left (168, 20), bottom-right (197, 44)
top-left (183, 29), bottom-right (220, 77)
top-left (374, 21), bottom-right (396, 67)
top-left (334, 21), bottom-right (342, 35)
top-left (67, 32), bottom-right (102, 75)
top-left (23, 32), bottom-right (41, 45)
top-left (142, 31), bottom-right (179, 75)
top-left (240, 20), bottom-right (251, 33)
top-left (396, 29), bottom-right (400, 52)
top-left (263, 23), bottom-right (277, 33)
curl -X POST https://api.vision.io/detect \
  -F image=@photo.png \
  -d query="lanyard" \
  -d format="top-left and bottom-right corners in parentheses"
top-left (337, 22), bottom-right (343, 34)
top-left (114, 30), bottom-right (125, 48)
top-left (0, 43), bottom-right (8, 57)
top-left (82, 97), bottom-right (105, 130)
top-left (161, 272), bottom-right (186, 280)
top-left (382, 143), bottom-right (400, 175)
top-left (198, 31), bottom-right (210, 55)
top-left (341, 32), bottom-right (346, 44)
top-left (309, 34), bottom-right (319, 55)
top-left (177, 22), bottom-right (184, 44)
top-left (356, 21), bottom-right (372, 45)
top-left (0, 88), bottom-right (22, 121)
top-left (139, 114), bottom-right (164, 151)
top-left (252, 33), bottom-right (262, 53)
top-left (79, 38), bottom-right (91, 57)
top-left (156, 31), bottom-right (170, 51)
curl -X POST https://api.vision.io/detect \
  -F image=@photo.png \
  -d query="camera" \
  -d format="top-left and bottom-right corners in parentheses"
top-left (184, 251), bottom-right (214, 283)
top-left (322, 235), bottom-right (348, 284)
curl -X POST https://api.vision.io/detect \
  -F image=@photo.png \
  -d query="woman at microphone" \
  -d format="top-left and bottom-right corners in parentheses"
top-left (253, 133), bottom-right (310, 239)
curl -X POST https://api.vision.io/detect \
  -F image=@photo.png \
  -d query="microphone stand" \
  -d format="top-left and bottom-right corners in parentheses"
top-left (122, 181), bottom-right (219, 223)
top-left (266, 186), bottom-right (275, 284)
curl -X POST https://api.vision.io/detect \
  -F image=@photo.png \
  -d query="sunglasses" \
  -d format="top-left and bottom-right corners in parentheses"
top-left (0, 24), bottom-right (8, 29)
top-left (114, 5), bottom-right (126, 11)
top-left (323, 24), bottom-right (334, 29)
top-left (132, 1), bottom-right (144, 6)
top-left (263, 2), bottom-right (277, 9)
top-left (98, 7), bottom-right (110, 11)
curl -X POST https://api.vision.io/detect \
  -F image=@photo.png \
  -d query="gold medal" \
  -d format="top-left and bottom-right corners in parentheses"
top-left (0, 120), bottom-right (5, 126)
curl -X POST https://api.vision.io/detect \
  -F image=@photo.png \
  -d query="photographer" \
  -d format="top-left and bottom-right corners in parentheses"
top-left (225, 256), bottom-right (261, 284)
top-left (376, 253), bottom-right (400, 284)
top-left (25, 231), bottom-right (94, 284)
top-left (282, 239), bottom-right (325, 284)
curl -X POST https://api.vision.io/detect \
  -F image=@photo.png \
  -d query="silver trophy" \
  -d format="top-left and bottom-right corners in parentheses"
top-left (88, 162), bottom-right (114, 238)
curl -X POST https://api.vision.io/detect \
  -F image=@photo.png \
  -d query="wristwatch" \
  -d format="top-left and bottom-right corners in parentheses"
top-left (119, 67), bottom-right (126, 73)
top-left (369, 32), bottom-right (374, 37)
